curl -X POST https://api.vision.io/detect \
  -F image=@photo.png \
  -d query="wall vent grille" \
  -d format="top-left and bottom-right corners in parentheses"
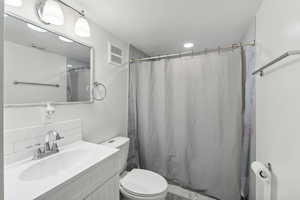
top-left (108, 42), bottom-right (123, 66)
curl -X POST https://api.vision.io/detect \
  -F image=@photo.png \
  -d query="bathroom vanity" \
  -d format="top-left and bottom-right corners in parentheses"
top-left (5, 141), bottom-right (120, 200)
top-left (3, 11), bottom-right (118, 200)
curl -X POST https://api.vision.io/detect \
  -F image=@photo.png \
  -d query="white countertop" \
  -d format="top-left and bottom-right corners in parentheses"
top-left (4, 141), bottom-right (119, 200)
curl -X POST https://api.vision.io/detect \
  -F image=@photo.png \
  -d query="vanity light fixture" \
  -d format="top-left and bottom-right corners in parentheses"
top-left (58, 36), bottom-right (73, 43)
top-left (184, 42), bottom-right (194, 49)
top-left (75, 15), bottom-right (91, 38)
top-left (37, 0), bottom-right (64, 26)
top-left (36, 0), bottom-right (91, 38)
top-left (27, 23), bottom-right (48, 33)
top-left (5, 0), bottom-right (22, 7)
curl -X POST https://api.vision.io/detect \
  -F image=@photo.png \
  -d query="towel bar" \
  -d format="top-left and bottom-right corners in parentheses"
top-left (252, 50), bottom-right (300, 76)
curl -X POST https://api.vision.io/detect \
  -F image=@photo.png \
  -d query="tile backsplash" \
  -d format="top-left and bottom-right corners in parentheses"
top-left (4, 119), bottom-right (82, 165)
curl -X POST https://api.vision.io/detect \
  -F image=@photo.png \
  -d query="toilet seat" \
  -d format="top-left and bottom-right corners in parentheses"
top-left (120, 185), bottom-right (167, 200)
top-left (120, 169), bottom-right (168, 198)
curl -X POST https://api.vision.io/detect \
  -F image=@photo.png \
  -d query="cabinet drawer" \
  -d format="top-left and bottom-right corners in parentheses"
top-left (84, 175), bottom-right (119, 200)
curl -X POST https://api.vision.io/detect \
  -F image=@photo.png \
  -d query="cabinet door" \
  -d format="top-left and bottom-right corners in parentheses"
top-left (85, 176), bottom-right (119, 200)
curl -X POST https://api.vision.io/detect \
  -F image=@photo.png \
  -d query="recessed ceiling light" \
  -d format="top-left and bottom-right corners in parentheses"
top-left (59, 36), bottom-right (73, 43)
top-left (5, 0), bottom-right (22, 7)
top-left (184, 42), bottom-right (194, 49)
top-left (27, 23), bottom-right (47, 33)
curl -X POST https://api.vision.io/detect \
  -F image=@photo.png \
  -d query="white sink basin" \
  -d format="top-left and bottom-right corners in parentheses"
top-left (5, 141), bottom-right (119, 200)
top-left (19, 149), bottom-right (89, 181)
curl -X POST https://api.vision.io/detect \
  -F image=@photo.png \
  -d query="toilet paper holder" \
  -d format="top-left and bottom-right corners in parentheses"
top-left (259, 163), bottom-right (272, 179)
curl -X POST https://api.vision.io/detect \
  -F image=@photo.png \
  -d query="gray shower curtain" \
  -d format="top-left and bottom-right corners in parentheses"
top-left (240, 46), bottom-right (256, 199)
top-left (127, 45), bottom-right (148, 170)
top-left (128, 49), bottom-right (244, 200)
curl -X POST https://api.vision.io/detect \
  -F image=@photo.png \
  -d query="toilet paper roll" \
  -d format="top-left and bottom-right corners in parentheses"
top-left (251, 161), bottom-right (271, 183)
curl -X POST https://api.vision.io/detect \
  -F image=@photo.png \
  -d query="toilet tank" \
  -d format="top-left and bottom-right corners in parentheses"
top-left (102, 137), bottom-right (129, 173)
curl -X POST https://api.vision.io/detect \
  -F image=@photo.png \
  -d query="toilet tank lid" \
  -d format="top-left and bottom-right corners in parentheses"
top-left (101, 137), bottom-right (129, 148)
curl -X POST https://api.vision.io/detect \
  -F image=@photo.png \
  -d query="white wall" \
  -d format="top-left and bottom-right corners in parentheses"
top-left (242, 20), bottom-right (256, 43)
top-left (4, 41), bottom-right (67, 104)
top-left (256, 0), bottom-right (300, 199)
top-left (0, 0), bottom-right (4, 198)
top-left (4, 0), bottom-right (129, 143)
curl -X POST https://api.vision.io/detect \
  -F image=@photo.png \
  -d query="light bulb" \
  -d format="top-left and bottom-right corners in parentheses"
top-left (27, 23), bottom-right (47, 32)
top-left (5, 0), bottom-right (22, 7)
top-left (75, 17), bottom-right (91, 37)
top-left (184, 42), bottom-right (194, 49)
top-left (40, 0), bottom-right (64, 25)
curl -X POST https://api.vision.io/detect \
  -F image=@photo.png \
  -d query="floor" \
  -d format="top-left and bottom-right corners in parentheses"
top-left (121, 184), bottom-right (215, 200)
top-left (166, 193), bottom-right (190, 200)
top-left (167, 184), bottom-right (215, 200)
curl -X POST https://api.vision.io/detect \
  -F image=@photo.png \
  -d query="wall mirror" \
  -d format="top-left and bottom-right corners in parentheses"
top-left (4, 13), bottom-right (94, 107)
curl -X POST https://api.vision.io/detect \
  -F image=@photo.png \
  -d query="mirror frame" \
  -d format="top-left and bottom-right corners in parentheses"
top-left (4, 11), bottom-right (95, 108)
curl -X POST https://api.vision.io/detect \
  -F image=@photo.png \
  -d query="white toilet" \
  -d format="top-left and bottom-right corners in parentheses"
top-left (102, 137), bottom-right (168, 200)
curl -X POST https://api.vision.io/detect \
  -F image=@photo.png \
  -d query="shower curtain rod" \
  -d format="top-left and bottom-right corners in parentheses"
top-left (130, 41), bottom-right (255, 63)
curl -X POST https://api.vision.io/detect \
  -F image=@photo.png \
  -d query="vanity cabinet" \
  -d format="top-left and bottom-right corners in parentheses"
top-left (41, 175), bottom-right (119, 200)
top-left (37, 152), bottom-right (120, 200)
top-left (84, 176), bottom-right (119, 200)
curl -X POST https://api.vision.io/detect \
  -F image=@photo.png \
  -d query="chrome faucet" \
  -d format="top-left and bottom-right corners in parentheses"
top-left (33, 130), bottom-right (64, 160)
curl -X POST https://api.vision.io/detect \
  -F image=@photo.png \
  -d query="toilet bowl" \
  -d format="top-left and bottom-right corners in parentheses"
top-left (102, 137), bottom-right (168, 200)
